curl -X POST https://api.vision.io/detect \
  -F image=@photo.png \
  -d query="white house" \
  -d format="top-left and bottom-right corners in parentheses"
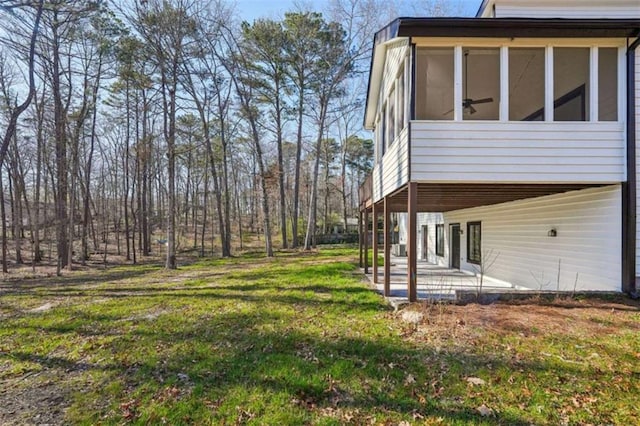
top-left (358, 0), bottom-right (640, 301)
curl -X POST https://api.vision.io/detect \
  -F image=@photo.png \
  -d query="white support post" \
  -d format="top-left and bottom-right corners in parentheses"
top-left (404, 56), bottom-right (409, 127)
top-left (618, 46), bottom-right (627, 179)
top-left (454, 45), bottom-right (463, 121)
top-left (618, 46), bottom-right (625, 123)
top-left (500, 46), bottom-right (509, 121)
top-left (590, 46), bottom-right (598, 122)
top-left (545, 45), bottom-right (554, 122)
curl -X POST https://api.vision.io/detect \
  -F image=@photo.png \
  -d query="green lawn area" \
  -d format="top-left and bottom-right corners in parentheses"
top-left (0, 247), bottom-right (638, 424)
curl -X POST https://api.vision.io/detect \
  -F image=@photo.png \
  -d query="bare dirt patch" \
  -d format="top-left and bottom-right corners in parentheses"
top-left (28, 302), bottom-right (58, 313)
top-left (0, 371), bottom-right (75, 426)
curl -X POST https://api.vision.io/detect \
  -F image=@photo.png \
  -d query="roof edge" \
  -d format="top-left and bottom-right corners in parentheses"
top-left (372, 17), bottom-right (640, 46)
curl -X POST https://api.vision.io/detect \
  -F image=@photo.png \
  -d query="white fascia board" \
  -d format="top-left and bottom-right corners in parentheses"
top-left (477, 0), bottom-right (496, 17)
top-left (487, 0), bottom-right (640, 18)
top-left (364, 43), bottom-right (386, 130)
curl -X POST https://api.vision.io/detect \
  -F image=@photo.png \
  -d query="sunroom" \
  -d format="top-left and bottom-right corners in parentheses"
top-left (369, 30), bottom-right (630, 192)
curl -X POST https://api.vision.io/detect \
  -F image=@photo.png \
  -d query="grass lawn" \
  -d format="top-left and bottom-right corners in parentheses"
top-left (0, 247), bottom-right (638, 425)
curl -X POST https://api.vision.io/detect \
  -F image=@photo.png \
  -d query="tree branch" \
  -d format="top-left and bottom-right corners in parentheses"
top-left (0, 0), bottom-right (44, 168)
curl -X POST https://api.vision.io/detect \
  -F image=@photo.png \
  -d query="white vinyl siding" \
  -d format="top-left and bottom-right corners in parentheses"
top-left (372, 126), bottom-right (409, 202)
top-left (443, 185), bottom-right (622, 292)
top-left (491, 1), bottom-right (640, 19)
top-left (410, 121), bottom-right (624, 183)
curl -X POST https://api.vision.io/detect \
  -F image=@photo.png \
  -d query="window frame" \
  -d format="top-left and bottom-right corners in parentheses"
top-left (462, 47), bottom-right (500, 121)
top-left (553, 46), bottom-right (590, 122)
top-left (435, 224), bottom-right (445, 257)
top-left (467, 221), bottom-right (482, 265)
top-left (387, 87), bottom-right (396, 145)
top-left (397, 64), bottom-right (405, 134)
top-left (414, 46), bottom-right (456, 121)
top-left (598, 47), bottom-right (618, 121)
top-left (509, 47), bottom-right (545, 121)
top-left (380, 104), bottom-right (386, 157)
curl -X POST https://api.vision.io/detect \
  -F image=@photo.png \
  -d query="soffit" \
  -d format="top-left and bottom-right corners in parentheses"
top-left (372, 183), bottom-right (602, 212)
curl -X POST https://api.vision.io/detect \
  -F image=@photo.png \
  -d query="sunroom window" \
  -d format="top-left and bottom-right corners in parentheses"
top-left (598, 48), bottom-right (618, 121)
top-left (554, 47), bottom-right (590, 121)
top-left (415, 47), bottom-right (454, 120)
top-left (410, 45), bottom-right (618, 123)
top-left (397, 65), bottom-right (405, 132)
top-left (509, 48), bottom-right (545, 121)
top-left (463, 48), bottom-right (499, 120)
top-left (387, 87), bottom-right (395, 144)
top-left (380, 106), bottom-right (386, 156)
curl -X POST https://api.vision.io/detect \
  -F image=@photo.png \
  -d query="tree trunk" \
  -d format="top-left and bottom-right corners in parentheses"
top-left (124, 100), bottom-right (131, 261)
top-left (191, 176), bottom-right (197, 249)
top-left (255, 146), bottom-right (273, 257)
top-left (275, 83), bottom-right (287, 249)
top-left (9, 149), bottom-right (22, 264)
top-left (165, 75), bottom-right (177, 269)
top-left (200, 169), bottom-right (208, 257)
top-left (141, 90), bottom-right (151, 256)
top-left (184, 150), bottom-right (191, 232)
top-left (81, 71), bottom-right (101, 264)
top-left (305, 102), bottom-right (328, 250)
top-left (52, 17), bottom-right (69, 271)
top-left (220, 106), bottom-right (232, 257)
top-left (235, 165), bottom-right (243, 250)
top-left (323, 149), bottom-right (330, 235)
top-left (292, 86), bottom-right (304, 248)
top-left (33, 88), bottom-right (45, 264)
top-left (341, 141), bottom-right (348, 234)
top-left (131, 169), bottom-right (137, 265)
top-left (0, 171), bottom-right (7, 273)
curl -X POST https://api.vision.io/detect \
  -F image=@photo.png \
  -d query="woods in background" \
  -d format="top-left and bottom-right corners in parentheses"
top-left (0, 0), bottom-right (448, 271)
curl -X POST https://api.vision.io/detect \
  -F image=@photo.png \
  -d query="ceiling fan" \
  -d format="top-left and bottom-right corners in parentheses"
top-left (443, 51), bottom-right (494, 116)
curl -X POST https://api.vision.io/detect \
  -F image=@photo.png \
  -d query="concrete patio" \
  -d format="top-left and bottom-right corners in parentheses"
top-left (363, 255), bottom-right (516, 302)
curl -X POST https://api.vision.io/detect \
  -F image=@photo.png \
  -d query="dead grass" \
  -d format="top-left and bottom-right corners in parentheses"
top-left (408, 297), bottom-right (640, 343)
